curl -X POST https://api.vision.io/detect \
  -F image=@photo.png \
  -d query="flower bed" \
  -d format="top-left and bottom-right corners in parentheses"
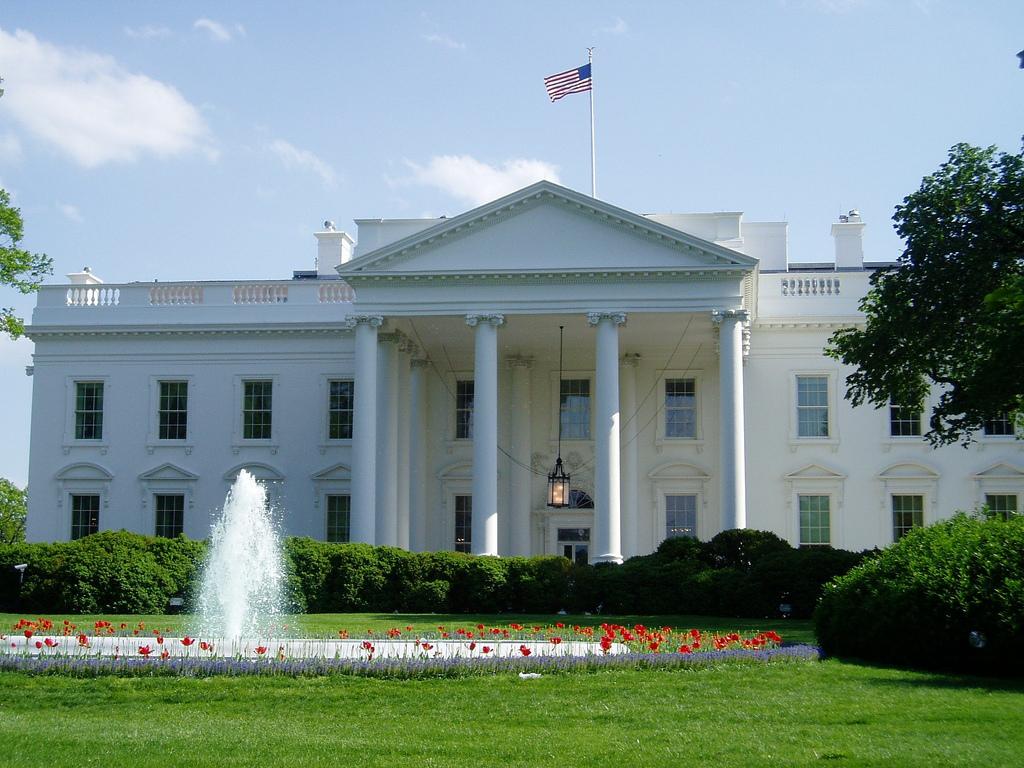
top-left (0, 617), bottom-right (818, 678)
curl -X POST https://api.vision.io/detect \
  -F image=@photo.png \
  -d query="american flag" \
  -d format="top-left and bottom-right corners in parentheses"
top-left (544, 63), bottom-right (592, 102)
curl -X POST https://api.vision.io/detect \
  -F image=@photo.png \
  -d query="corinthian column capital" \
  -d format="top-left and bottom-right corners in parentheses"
top-left (465, 313), bottom-right (505, 328)
top-left (587, 311), bottom-right (627, 327)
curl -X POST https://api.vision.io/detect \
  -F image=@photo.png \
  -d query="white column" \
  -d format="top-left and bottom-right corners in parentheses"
top-left (714, 309), bottom-right (749, 531)
top-left (508, 355), bottom-right (533, 556)
top-left (376, 332), bottom-right (400, 546)
top-left (588, 311), bottom-right (626, 564)
top-left (396, 339), bottom-right (413, 550)
top-left (466, 313), bottom-right (505, 556)
top-left (619, 353), bottom-right (640, 559)
top-left (409, 358), bottom-right (429, 552)
top-left (348, 315), bottom-right (383, 544)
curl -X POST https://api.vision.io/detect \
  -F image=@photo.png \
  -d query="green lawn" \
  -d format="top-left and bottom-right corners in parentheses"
top-left (1, 614), bottom-right (1021, 767)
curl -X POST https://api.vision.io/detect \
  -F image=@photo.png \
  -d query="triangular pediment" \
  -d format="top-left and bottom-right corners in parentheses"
top-left (138, 463), bottom-right (198, 482)
top-left (972, 462), bottom-right (1024, 479)
top-left (339, 181), bottom-right (756, 278)
top-left (311, 463), bottom-right (351, 481)
top-left (785, 463), bottom-right (846, 480)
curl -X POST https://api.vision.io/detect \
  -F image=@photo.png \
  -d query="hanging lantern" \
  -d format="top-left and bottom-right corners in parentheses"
top-left (547, 456), bottom-right (570, 508)
top-left (547, 325), bottom-right (571, 508)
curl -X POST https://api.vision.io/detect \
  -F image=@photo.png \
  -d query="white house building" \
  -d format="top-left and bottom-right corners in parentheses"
top-left (23, 181), bottom-right (1024, 560)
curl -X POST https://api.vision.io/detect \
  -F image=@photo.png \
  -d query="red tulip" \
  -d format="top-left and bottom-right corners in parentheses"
top-left (519, 645), bottom-right (532, 657)
top-left (482, 646), bottom-right (492, 654)
top-left (23, 630), bottom-right (32, 639)
top-left (421, 643), bottom-right (433, 651)
top-left (181, 636), bottom-right (194, 646)
top-left (44, 637), bottom-right (58, 648)
top-left (77, 634), bottom-right (88, 646)
top-left (678, 644), bottom-right (692, 654)
top-left (199, 641), bottom-right (209, 651)
top-left (160, 649), bottom-right (170, 660)
top-left (255, 646), bottom-right (267, 655)
top-left (34, 641), bottom-right (42, 649)
top-left (468, 642), bottom-right (477, 651)
top-left (138, 645), bottom-right (152, 657)
top-left (550, 637), bottom-right (562, 645)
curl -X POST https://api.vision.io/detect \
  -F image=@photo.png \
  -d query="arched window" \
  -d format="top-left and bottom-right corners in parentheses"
top-left (568, 489), bottom-right (593, 509)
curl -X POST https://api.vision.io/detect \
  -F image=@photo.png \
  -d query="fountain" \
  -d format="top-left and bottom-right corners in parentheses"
top-left (195, 469), bottom-right (286, 640)
top-left (6, 470), bottom-right (632, 663)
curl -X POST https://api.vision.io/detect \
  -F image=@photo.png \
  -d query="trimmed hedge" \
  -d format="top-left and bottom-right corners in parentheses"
top-left (1, 529), bottom-right (865, 618)
top-left (0, 532), bottom-right (205, 614)
top-left (815, 514), bottom-right (1024, 674)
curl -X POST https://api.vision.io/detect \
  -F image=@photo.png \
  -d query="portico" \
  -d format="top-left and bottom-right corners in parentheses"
top-left (335, 181), bottom-right (756, 559)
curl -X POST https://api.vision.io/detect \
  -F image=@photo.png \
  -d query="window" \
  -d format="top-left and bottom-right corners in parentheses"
top-left (984, 413), bottom-right (1014, 436)
top-left (889, 404), bottom-right (922, 437)
top-left (796, 376), bottom-right (829, 438)
top-left (455, 380), bottom-right (474, 440)
top-left (70, 494), bottom-right (100, 539)
top-left (328, 380), bottom-right (354, 440)
top-left (243, 380), bottom-right (273, 440)
top-left (154, 494), bottom-right (184, 538)
top-left (74, 382), bottom-right (104, 440)
top-left (158, 381), bottom-right (188, 440)
top-left (985, 494), bottom-right (1018, 521)
top-left (665, 494), bottom-right (698, 539)
top-left (665, 379), bottom-right (696, 439)
top-left (326, 494), bottom-right (351, 542)
top-left (557, 527), bottom-right (590, 565)
top-left (454, 494), bottom-right (472, 552)
top-left (892, 494), bottom-right (923, 540)
top-left (560, 379), bottom-right (591, 439)
top-left (799, 495), bottom-right (830, 547)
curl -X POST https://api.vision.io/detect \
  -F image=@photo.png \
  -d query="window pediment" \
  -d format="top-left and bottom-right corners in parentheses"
top-left (785, 463), bottom-right (846, 480)
top-left (55, 462), bottom-right (113, 482)
top-left (138, 463), bottom-right (198, 482)
top-left (877, 462), bottom-right (939, 480)
top-left (972, 462), bottom-right (1024, 480)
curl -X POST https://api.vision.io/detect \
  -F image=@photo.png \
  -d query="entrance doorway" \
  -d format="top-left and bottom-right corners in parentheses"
top-left (557, 527), bottom-right (591, 565)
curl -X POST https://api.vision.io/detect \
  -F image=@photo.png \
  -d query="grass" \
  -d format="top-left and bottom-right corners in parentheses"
top-left (1, 614), bottom-right (1021, 766)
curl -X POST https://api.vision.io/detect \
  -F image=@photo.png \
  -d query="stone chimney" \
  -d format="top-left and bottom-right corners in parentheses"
top-left (66, 266), bottom-right (104, 285)
top-left (831, 210), bottom-right (865, 269)
top-left (314, 221), bottom-right (355, 276)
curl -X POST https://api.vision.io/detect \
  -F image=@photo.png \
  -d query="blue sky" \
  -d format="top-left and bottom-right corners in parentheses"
top-left (0, 1), bottom-right (1022, 487)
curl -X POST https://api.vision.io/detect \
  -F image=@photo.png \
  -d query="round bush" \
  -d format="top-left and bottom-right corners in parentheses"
top-left (815, 514), bottom-right (1024, 674)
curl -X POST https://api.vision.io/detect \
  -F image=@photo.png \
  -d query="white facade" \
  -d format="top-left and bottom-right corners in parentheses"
top-left (24, 182), bottom-right (1024, 557)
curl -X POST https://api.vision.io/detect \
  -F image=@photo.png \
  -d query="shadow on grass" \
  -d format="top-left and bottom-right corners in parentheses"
top-left (822, 653), bottom-right (1024, 691)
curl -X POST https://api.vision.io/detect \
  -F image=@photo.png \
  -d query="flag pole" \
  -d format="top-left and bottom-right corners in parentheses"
top-left (588, 47), bottom-right (596, 198)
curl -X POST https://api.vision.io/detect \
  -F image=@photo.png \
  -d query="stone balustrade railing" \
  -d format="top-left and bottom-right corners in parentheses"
top-left (780, 277), bottom-right (841, 297)
top-left (51, 280), bottom-right (355, 309)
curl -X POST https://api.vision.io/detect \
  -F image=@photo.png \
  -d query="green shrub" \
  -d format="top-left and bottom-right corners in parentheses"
top-left (751, 547), bottom-right (869, 619)
top-left (815, 514), bottom-right (1024, 674)
top-left (502, 556), bottom-right (572, 613)
top-left (702, 529), bottom-right (793, 570)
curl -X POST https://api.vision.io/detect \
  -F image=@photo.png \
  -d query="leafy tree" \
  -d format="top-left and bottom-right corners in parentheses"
top-left (827, 143), bottom-right (1024, 445)
top-left (1, 188), bottom-right (52, 338)
top-left (0, 478), bottom-right (27, 545)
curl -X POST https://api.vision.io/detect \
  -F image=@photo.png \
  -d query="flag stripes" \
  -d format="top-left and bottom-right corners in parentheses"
top-left (544, 63), bottom-right (592, 102)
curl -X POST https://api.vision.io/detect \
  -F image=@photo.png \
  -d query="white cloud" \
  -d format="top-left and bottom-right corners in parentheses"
top-left (598, 17), bottom-right (629, 35)
top-left (194, 18), bottom-right (245, 42)
top-left (0, 27), bottom-right (212, 168)
top-left (123, 24), bottom-right (171, 39)
top-left (267, 139), bottom-right (336, 187)
top-left (0, 133), bottom-right (22, 163)
top-left (402, 155), bottom-right (560, 207)
top-left (57, 202), bottom-right (83, 223)
top-left (422, 33), bottom-right (465, 50)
